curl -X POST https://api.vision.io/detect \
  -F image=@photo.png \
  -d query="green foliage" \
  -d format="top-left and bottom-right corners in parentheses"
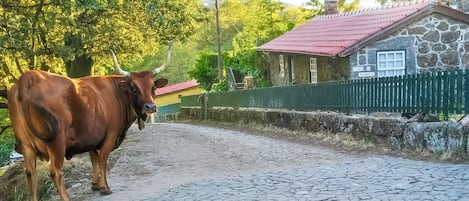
top-left (210, 80), bottom-right (229, 92)
top-left (0, 109), bottom-right (14, 167)
top-left (188, 52), bottom-right (219, 91)
top-left (305, 0), bottom-right (361, 18)
top-left (127, 41), bottom-right (199, 85)
top-left (376, 0), bottom-right (397, 5)
top-left (0, 0), bottom-right (204, 84)
top-left (226, 49), bottom-right (270, 88)
top-left (189, 49), bottom-right (270, 92)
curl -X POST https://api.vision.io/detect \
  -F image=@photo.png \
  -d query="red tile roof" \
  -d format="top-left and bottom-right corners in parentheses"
top-left (258, 0), bottom-right (436, 56)
top-left (155, 80), bottom-right (199, 96)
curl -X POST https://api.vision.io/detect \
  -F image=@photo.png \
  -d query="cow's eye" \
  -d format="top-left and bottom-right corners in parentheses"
top-left (131, 87), bottom-right (139, 95)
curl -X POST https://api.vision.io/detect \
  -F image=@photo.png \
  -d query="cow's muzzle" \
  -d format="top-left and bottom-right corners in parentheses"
top-left (143, 103), bottom-right (157, 113)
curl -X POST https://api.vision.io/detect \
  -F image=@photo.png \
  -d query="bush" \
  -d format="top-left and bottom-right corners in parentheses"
top-left (188, 52), bottom-right (219, 91)
top-left (210, 79), bottom-right (229, 92)
top-left (0, 109), bottom-right (14, 167)
top-left (225, 49), bottom-right (270, 88)
top-left (190, 49), bottom-right (270, 92)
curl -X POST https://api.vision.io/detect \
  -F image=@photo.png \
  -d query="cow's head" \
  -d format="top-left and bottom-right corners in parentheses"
top-left (110, 43), bottom-right (172, 121)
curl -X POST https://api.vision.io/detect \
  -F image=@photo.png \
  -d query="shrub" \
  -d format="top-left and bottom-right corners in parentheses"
top-left (0, 109), bottom-right (14, 167)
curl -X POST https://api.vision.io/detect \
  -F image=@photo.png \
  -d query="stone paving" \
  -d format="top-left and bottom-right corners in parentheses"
top-left (147, 156), bottom-right (469, 201)
top-left (74, 123), bottom-right (469, 201)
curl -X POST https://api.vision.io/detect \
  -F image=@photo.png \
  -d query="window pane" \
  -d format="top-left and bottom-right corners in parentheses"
top-left (396, 53), bottom-right (403, 60)
top-left (379, 61), bottom-right (386, 68)
top-left (378, 54), bottom-right (386, 60)
top-left (387, 61), bottom-right (394, 68)
top-left (387, 53), bottom-right (394, 60)
top-left (396, 61), bottom-right (403, 67)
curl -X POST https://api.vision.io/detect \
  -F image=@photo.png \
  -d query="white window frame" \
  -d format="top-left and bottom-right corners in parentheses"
top-left (377, 50), bottom-right (405, 77)
top-left (310, 57), bottom-right (318, 83)
top-left (279, 55), bottom-right (285, 77)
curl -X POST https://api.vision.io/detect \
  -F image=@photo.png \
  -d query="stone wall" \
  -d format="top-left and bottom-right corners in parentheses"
top-left (350, 13), bottom-right (469, 79)
top-left (408, 14), bottom-right (469, 71)
top-left (179, 107), bottom-right (469, 157)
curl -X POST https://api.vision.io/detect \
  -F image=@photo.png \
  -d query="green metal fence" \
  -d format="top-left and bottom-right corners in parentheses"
top-left (181, 70), bottom-right (469, 115)
top-left (157, 103), bottom-right (181, 116)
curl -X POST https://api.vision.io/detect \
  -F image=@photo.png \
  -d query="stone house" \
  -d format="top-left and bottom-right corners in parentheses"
top-left (257, 0), bottom-right (469, 86)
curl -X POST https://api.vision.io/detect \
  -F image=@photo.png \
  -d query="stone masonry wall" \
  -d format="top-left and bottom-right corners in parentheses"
top-left (179, 107), bottom-right (469, 157)
top-left (350, 13), bottom-right (469, 79)
top-left (407, 14), bottom-right (469, 71)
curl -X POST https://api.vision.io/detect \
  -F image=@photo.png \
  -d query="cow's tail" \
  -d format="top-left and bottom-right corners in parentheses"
top-left (17, 72), bottom-right (59, 142)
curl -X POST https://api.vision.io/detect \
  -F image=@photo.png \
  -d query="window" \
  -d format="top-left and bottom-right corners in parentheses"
top-left (377, 51), bottom-right (405, 77)
top-left (279, 55), bottom-right (285, 77)
top-left (310, 58), bottom-right (318, 83)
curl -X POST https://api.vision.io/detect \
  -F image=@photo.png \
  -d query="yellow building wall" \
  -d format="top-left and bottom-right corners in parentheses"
top-left (155, 87), bottom-right (203, 106)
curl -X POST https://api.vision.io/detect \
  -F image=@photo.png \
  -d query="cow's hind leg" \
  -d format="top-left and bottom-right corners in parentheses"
top-left (23, 149), bottom-right (38, 201)
top-left (49, 155), bottom-right (70, 201)
top-left (48, 139), bottom-right (70, 201)
top-left (89, 150), bottom-right (101, 191)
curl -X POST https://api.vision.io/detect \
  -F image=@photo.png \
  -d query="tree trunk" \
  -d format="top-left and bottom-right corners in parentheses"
top-left (65, 53), bottom-right (93, 78)
top-left (0, 89), bottom-right (7, 109)
top-left (64, 33), bottom-right (93, 78)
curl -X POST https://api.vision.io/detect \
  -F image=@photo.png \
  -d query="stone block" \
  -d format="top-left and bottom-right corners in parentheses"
top-left (403, 122), bottom-right (425, 150)
top-left (441, 31), bottom-right (459, 43)
top-left (446, 123), bottom-right (464, 153)
top-left (422, 30), bottom-right (439, 42)
top-left (423, 122), bottom-right (447, 153)
top-left (371, 118), bottom-right (405, 137)
top-left (417, 53), bottom-right (437, 67)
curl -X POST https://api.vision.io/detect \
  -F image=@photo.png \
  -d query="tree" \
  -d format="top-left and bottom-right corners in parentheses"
top-left (0, 0), bottom-right (204, 82)
top-left (306, 0), bottom-right (360, 17)
top-left (376, 0), bottom-right (399, 5)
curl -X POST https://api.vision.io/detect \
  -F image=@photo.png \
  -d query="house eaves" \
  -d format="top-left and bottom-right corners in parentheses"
top-left (338, 4), bottom-right (469, 57)
top-left (257, 1), bottom-right (469, 58)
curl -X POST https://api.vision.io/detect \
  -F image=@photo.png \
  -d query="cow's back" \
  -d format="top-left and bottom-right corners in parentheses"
top-left (8, 70), bottom-right (80, 157)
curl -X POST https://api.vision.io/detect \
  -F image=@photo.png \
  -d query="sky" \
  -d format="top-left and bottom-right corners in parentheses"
top-left (284, 0), bottom-right (381, 8)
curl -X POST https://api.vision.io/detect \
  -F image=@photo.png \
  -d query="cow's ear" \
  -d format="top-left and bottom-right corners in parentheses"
top-left (154, 78), bottom-right (168, 88)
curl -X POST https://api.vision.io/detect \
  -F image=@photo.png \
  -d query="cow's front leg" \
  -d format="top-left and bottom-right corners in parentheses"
top-left (97, 147), bottom-right (112, 195)
top-left (89, 150), bottom-right (101, 191)
top-left (94, 137), bottom-right (115, 195)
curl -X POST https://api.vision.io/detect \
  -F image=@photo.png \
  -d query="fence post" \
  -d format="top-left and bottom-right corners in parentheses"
top-left (465, 70), bottom-right (469, 114)
top-left (198, 93), bottom-right (209, 120)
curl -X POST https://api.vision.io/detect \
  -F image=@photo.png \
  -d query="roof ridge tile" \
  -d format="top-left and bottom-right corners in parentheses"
top-left (315, 0), bottom-right (430, 20)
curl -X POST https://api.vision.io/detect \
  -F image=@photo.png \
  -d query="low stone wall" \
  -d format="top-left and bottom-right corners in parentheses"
top-left (179, 107), bottom-right (469, 157)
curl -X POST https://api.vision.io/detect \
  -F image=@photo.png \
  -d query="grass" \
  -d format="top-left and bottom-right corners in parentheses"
top-left (0, 160), bottom-right (54, 201)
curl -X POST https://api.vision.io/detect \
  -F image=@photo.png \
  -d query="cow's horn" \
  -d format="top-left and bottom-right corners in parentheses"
top-left (110, 49), bottom-right (130, 77)
top-left (152, 40), bottom-right (174, 75)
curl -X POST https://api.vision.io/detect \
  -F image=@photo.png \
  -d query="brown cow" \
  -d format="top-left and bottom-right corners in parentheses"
top-left (7, 44), bottom-right (172, 201)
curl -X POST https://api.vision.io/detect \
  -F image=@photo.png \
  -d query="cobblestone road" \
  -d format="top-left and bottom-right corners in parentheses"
top-left (83, 123), bottom-right (469, 201)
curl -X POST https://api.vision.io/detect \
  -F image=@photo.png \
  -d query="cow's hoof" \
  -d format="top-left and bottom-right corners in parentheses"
top-left (91, 186), bottom-right (101, 191)
top-left (100, 190), bottom-right (113, 195)
top-left (91, 183), bottom-right (102, 191)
